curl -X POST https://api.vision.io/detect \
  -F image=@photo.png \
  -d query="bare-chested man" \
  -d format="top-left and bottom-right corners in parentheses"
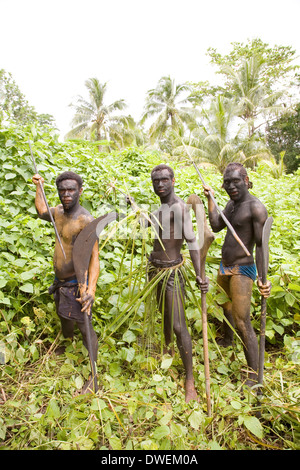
top-left (203, 162), bottom-right (271, 387)
top-left (33, 171), bottom-right (99, 388)
top-left (131, 164), bottom-right (209, 403)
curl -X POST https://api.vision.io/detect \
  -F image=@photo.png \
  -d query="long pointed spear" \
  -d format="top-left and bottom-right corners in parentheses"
top-left (29, 139), bottom-right (66, 260)
top-left (188, 194), bottom-right (214, 417)
top-left (181, 142), bottom-right (251, 257)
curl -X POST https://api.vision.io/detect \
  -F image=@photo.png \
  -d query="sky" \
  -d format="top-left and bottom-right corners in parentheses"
top-left (1, 0), bottom-right (299, 139)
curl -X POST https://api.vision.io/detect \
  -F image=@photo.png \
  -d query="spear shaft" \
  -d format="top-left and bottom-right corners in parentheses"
top-left (183, 143), bottom-right (250, 257)
top-left (29, 140), bottom-right (66, 260)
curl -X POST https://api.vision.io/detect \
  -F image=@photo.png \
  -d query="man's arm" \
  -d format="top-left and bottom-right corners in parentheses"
top-left (32, 174), bottom-right (55, 222)
top-left (203, 184), bottom-right (226, 232)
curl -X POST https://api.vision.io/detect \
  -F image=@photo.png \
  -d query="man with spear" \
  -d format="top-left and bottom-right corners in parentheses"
top-left (128, 164), bottom-right (209, 404)
top-left (32, 170), bottom-right (100, 393)
top-left (203, 162), bottom-right (272, 388)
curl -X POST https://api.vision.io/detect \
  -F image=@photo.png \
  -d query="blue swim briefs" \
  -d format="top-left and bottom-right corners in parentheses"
top-left (219, 261), bottom-right (257, 281)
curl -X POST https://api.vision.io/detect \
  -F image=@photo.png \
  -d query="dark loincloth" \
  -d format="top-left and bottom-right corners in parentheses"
top-left (49, 276), bottom-right (91, 323)
top-left (147, 254), bottom-right (185, 292)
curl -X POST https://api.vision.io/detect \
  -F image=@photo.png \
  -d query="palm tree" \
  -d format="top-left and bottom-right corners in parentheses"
top-left (65, 78), bottom-right (127, 142)
top-left (108, 115), bottom-right (146, 149)
top-left (172, 95), bottom-right (243, 173)
top-left (140, 76), bottom-right (198, 145)
top-left (222, 55), bottom-right (284, 138)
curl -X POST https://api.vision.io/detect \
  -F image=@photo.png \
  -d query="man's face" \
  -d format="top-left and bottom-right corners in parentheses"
top-left (222, 169), bottom-right (248, 201)
top-left (151, 169), bottom-right (174, 198)
top-left (57, 179), bottom-right (82, 211)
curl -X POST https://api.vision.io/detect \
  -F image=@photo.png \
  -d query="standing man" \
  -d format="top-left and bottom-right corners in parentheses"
top-left (203, 162), bottom-right (271, 387)
top-left (32, 171), bottom-right (99, 392)
top-left (131, 164), bottom-right (209, 403)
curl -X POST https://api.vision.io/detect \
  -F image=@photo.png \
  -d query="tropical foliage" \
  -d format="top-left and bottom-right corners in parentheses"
top-left (62, 40), bottom-right (299, 173)
top-left (0, 69), bottom-right (56, 128)
top-left (66, 78), bottom-right (128, 146)
top-left (0, 121), bottom-right (299, 450)
top-left (140, 76), bottom-right (197, 145)
top-left (0, 37), bottom-right (299, 450)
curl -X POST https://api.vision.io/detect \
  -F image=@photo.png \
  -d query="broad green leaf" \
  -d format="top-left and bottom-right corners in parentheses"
top-left (159, 411), bottom-right (172, 426)
top-left (122, 330), bottom-right (136, 344)
top-left (188, 410), bottom-right (204, 430)
top-left (288, 283), bottom-right (300, 292)
top-left (5, 173), bottom-right (16, 180)
top-left (153, 425), bottom-right (170, 440)
top-left (243, 415), bottom-right (263, 439)
top-left (20, 283), bottom-right (33, 293)
top-left (231, 400), bottom-right (242, 410)
top-left (47, 399), bottom-right (61, 419)
top-left (20, 270), bottom-right (36, 281)
top-left (75, 376), bottom-right (84, 389)
top-left (217, 364), bottom-right (229, 374)
top-left (0, 423), bottom-right (6, 441)
top-left (109, 436), bottom-right (122, 450)
top-left (161, 356), bottom-right (173, 370)
top-left (152, 374), bottom-right (163, 382)
top-left (285, 293), bottom-right (295, 306)
top-left (91, 398), bottom-right (107, 411)
top-left (0, 296), bottom-right (10, 305)
top-left (65, 352), bottom-right (79, 361)
top-left (121, 347), bottom-right (135, 362)
top-left (109, 362), bottom-right (121, 377)
top-left (273, 324), bottom-right (284, 335)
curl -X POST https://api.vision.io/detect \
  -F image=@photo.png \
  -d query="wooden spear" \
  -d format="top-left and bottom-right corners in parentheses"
top-left (188, 194), bottom-right (214, 417)
top-left (182, 142), bottom-right (251, 257)
top-left (29, 139), bottom-right (66, 260)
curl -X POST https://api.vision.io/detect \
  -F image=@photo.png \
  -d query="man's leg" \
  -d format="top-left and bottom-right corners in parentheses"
top-left (230, 275), bottom-right (258, 386)
top-left (59, 316), bottom-right (75, 339)
top-left (216, 273), bottom-right (235, 346)
top-left (163, 285), bottom-right (198, 403)
top-left (55, 315), bottom-right (75, 355)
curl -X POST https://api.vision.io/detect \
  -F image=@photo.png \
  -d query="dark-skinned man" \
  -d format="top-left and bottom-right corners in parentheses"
top-left (130, 164), bottom-right (209, 403)
top-left (203, 162), bottom-right (271, 387)
top-left (32, 171), bottom-right (99, 392)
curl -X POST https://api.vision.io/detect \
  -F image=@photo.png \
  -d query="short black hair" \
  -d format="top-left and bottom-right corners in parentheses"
top-left (223, 163), bottom-right (253, 189)
top-left (151, 164), bottom-right (174, 179)
top-left (56, 171), bottom-right (83, 188)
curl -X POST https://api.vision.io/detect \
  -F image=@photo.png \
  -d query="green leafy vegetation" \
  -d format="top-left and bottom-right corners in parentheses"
top-left (0, 122), bottom-right (299, 450)
top-left (0, 37), bottom-right (299, 450)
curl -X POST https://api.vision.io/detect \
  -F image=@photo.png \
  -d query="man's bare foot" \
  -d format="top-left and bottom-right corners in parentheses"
top-left (185, 379), bottom-right (199, 403)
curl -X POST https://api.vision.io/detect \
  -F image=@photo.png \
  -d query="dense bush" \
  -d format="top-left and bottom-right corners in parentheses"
top-left (0, 123), bottom-right (299, 449)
